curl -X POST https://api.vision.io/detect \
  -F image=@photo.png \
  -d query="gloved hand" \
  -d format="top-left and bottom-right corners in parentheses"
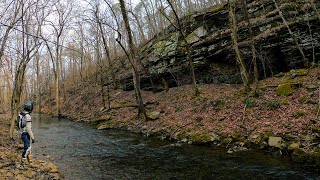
top-left (32, 139), bottom-right (36, 143)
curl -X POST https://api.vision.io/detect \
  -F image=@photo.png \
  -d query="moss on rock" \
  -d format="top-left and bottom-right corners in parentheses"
top-left (289, 69), bottom-right (308, 77)
top-left (190, 133), bottom-right (215, 144)
top-left (276, 84), bottom-right (293, 96)
top-left (147, 111), bottom-right (160, 120)
top-left (97, 120), bottom-right (115, 130)
top-left (222, 137), bottom-right (233, 145)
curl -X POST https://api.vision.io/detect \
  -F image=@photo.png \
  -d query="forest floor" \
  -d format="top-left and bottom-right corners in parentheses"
top-left (0, 114), bottom-right (62, 179)
top-left (45, 66), bottom-right (320, 167)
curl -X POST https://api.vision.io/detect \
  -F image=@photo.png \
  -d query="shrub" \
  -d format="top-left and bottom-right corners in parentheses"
top-left (243, 97), bottom-right (255, 108)
top-left (213, 98), bottom-right (225, 111)
top-left (266, 100), bottom-right (281, 110)
top-left (292, 110), bottom-right (305, 118)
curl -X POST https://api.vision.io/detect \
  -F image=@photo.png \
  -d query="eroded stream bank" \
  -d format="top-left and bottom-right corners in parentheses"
top-left (30, 114), bottom-right (320, 179)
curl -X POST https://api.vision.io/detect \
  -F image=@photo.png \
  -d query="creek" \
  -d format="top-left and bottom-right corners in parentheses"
top-left (31, 114), bottom-right (319, 179)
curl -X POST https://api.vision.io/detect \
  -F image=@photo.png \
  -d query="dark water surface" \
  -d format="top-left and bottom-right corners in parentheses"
top-left (32, 114), bottom-right (320, 179)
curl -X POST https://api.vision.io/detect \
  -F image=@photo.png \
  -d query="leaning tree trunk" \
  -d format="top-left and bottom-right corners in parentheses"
top-left (165, 0), bottom-right (199, 96)
top-left (119, 0), bottom-right (147, 119)
top-left (273, 0), bottom-right (308, 67)
top-left (242, 0), bottom-right (258, 92)
top-left (228, 0), bottom-right (251, 92)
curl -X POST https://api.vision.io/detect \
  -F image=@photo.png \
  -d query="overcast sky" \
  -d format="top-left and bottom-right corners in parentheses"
top-left (131, 0), bottom-right (140, 6)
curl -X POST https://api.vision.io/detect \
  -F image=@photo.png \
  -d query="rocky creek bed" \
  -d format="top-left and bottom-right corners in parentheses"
top-left (0, 114), bottom-right (62, 180)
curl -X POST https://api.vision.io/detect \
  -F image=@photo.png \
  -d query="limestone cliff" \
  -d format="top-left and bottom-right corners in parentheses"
top-left (118, 0), bottom-right (320, 91)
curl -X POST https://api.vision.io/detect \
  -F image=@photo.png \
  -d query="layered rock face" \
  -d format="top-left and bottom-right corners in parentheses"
top-left (120, 0), bottom-right (320, 91)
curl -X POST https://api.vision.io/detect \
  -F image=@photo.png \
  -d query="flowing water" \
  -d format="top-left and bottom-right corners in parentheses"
top-left (31, 114), bottom-right (319, 179)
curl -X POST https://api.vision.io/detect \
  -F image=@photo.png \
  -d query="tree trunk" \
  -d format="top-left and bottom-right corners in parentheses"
top-left (165, 0), bottom-right (200, 96)
top-left (98, 22), bottom-right (117, 89)
top-left (119, 0), bottom-right (147, 119)
top-left (10, 62), bottom-right (28, 138)
top-left (273, 0), bottom-right (308, 67)
top-left (228, 0), bottom-right (251, 92)
top-left (242, 0), bottom-right (258, 91)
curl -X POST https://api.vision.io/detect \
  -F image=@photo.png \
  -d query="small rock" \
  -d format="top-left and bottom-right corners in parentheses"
top-left (268, 136), bottom-right (283, 148)
top-left (16, 174), bottom-right (25, 180)
top-left (288, 142), bottom-right (300, 150)
top-left (6, 171), bottom-right (13, 177)
top-left (306, 85), bottom-right (318, 92)
top-left (276, 84), bottom-right (293, 96)
top-left (45, 162), bottom-right (58, 173)
top-left (147, 111), bottom-right (160, 120)
top-left (50, 172), bottom-right (60, 180)
top-left (180, 138), bottom-right (188, 143)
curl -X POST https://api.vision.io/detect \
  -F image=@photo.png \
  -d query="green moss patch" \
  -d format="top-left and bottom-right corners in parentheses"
top-left (289, 69), bottom-right (308, 77)
top-left (276, 84), bottom-right (293, 96)
top-left (190, 133), bottom-right (215, 144)
top-left (97, 120), bottom-right (115, 130)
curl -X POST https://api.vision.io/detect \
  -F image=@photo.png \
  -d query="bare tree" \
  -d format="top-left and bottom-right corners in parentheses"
top-left (273, 0), bottom-right (308, 67)
top-left (160, 0), bottom-right (200, 96)
top-left (93, 2), bottom-right (117, 89)
top-left (241, 0), bottom-right (258, 91)
top-left (228, 0), bottom-right (251, 92)
top-left (10, 0), bottom-right (43, 138)
top-left (44, 0), bottom-right (73, 117)
top-left (0, 0), bottom-right (22, 65)
top-left (119, 0), bottom-right (147, 119)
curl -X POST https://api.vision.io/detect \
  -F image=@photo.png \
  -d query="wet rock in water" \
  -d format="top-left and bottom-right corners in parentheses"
top-left (227, 146), bottom-right (248, 154)
top-left (291, 148), bottom-right (309, 162)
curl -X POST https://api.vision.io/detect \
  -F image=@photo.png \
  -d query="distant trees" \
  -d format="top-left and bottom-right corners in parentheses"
top-left (43, 0), bottom-right (73, 117)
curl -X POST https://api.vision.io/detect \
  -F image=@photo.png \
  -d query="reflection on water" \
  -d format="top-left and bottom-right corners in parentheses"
top-left (32, 114), bottom-right (319, 180)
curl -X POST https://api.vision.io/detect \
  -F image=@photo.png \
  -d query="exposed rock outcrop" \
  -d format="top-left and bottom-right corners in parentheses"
top-left (118, 0), bottom-right (320, 91)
